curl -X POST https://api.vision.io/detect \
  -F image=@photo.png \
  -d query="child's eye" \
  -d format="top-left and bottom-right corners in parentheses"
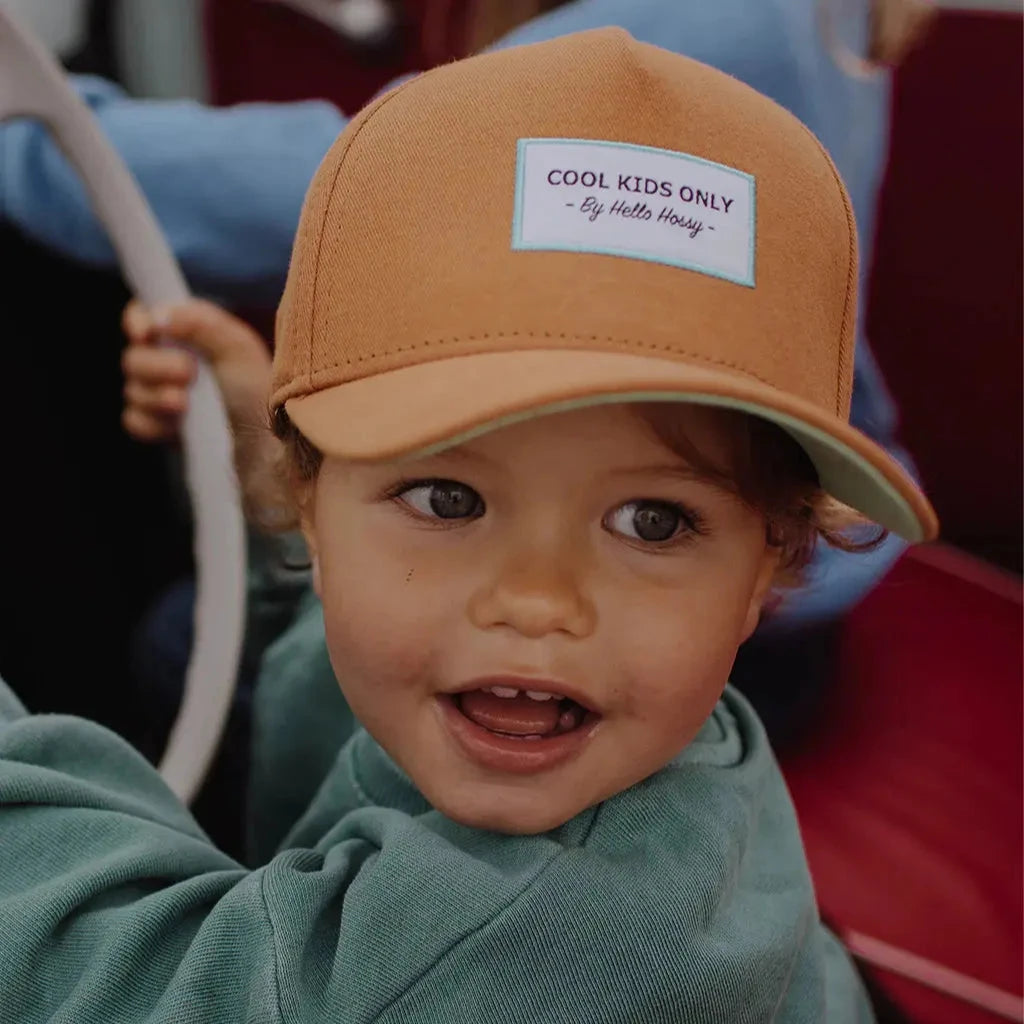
top-left (395, 479), bottom-right (484, 520)
top-left (604, 500), bottom-right (702, 545)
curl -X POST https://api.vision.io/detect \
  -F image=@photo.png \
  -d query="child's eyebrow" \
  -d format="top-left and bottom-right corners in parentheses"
top-left (607, 463), bottom-right (707, 482)
top-left (417, 446), bottom-right (497, 468)
top-left (609, 463), bottom-right (743, 501)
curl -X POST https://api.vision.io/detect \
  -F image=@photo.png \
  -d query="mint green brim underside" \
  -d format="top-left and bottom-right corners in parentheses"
top-left (404, 391), bottom-right (926, 543)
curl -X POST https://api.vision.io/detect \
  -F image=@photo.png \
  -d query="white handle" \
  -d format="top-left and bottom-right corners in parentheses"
top-left (0, 7), bottom-right (247, 805)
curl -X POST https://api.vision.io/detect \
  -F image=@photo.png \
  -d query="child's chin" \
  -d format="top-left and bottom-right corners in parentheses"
top-left (432, 788), bottom-right (582, 836)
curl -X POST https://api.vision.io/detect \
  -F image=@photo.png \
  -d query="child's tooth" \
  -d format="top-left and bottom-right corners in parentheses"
top-left (525, 690), bottom-right (556, 702)
top-left (488, 686), bottom-right (519, 699)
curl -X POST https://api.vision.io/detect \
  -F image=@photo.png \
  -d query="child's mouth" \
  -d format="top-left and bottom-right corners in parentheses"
top-left (437, 683), bottom-right (601, 774)
top-left (457, 687), bottom-right (588, 738)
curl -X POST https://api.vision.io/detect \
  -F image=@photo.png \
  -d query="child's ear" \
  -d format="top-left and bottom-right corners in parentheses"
top-left (740, 545), bottom-right (782, 642)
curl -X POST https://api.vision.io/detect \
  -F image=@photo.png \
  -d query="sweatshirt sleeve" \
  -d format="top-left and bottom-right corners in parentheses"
top-left (0, 75), bottom-right (345, 304)
top-left (0, 684), bottom-right (390, 1024)
top-left (0, 687), bottom-right (279, 1023)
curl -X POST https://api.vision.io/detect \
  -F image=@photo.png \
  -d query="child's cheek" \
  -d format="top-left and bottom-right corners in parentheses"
top-left (607, 597), bottom-right (745, 743)
top-left (317, 553), bottom-right (446, 701)
top-left (617, 587), bottom-right (743, 669)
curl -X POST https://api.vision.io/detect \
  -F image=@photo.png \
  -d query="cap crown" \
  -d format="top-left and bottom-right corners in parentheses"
top-left (273, 28), bottom-right (857, 421)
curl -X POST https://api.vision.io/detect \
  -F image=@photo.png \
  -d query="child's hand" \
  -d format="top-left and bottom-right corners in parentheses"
top-left (121, 298), bottom-right (273, 443)
top-left (122, 298), bottom-right (296, 528)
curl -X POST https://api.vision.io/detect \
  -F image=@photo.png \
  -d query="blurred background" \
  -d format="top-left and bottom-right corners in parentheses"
top-left (0, 2), bottom-right (1020, 1022)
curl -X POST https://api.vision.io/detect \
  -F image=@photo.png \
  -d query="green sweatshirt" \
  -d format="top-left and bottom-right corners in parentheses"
top-left (0, 535), bottom-right (873, 1023)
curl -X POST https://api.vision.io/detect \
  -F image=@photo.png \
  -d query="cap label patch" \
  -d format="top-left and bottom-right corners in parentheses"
top-left (512, 138), bottom-right (755, 287)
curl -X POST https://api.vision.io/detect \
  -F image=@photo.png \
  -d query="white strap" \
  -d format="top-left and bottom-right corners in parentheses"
top-left (0, 7), bottom-right (247, 805)
top-left (845, 930), bottom-right (1024, 1021)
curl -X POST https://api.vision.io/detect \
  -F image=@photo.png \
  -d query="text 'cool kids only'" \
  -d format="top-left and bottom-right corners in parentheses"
top-left (546, 167), bottom-right (736, 238)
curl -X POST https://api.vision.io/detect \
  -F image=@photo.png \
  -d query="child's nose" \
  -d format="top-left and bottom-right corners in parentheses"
top-left (466, 549), bottom-right (596, 640)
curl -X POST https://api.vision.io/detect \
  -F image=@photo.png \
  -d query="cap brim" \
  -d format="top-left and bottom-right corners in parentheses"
top-left (286, 349), bottom-right (938, 542)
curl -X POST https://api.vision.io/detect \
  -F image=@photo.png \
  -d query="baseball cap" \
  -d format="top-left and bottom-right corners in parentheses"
top-left (272, 27), bottom-right (938, 542)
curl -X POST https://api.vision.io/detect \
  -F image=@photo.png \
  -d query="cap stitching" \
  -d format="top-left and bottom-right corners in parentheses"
top-left (792, 119), bottom-right (857, 417)
top-left (307, 81), bottom-right (418, 391)
top-left (306, 332), bottom-right (777, 389)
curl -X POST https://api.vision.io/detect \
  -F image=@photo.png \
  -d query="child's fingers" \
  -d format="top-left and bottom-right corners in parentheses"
top-left (121, 344), bottom-right (196, 387)
top-left (122, 298), bottom-right (158, 346)
top-left (122, 406), bottom-right (180, 443)
top-left (120, 298), bottom-right (272, 442)
top-left (151, 298), bottom-right (266, 365)
top-left (123, 298), bottom-right (262, 362)
top-left (124, 379), bottom-right (190, 417)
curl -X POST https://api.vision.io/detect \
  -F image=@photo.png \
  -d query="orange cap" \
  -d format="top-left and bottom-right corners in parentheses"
top-left (273, 27), bottom-right (938, 542)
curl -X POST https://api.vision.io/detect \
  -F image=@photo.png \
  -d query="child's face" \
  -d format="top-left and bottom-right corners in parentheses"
top-left (304, 404), bottom-right (779, 834)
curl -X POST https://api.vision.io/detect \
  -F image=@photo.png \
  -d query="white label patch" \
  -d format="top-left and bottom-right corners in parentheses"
top-left (512, 138), bottom-right (755, 287)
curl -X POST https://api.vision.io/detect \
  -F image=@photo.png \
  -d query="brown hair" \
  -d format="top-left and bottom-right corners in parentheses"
top-left (267, 404), bottom-right (884, 589)
top-left (632, 404), bottom-right (885, 588)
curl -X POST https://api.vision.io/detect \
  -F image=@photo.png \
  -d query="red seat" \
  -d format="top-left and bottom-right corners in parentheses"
top-left (203, 0), bottom-right (468, 112)
top-left (866, 11), bottom-right (1022, 573)
top-left (782, 546), bottom-right (1023, 1023)
top-left (784, 13), bottom-right (1023, 1019)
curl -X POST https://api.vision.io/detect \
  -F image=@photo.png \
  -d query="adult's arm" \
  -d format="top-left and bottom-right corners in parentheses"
top-left (0, 75), bottom-right (345, 303)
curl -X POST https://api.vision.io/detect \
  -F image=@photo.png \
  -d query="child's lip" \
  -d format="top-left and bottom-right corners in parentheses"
top-left (435, 694), bottom-right (602, 776)
top-left (447, 675), bottom-right (601, 714)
